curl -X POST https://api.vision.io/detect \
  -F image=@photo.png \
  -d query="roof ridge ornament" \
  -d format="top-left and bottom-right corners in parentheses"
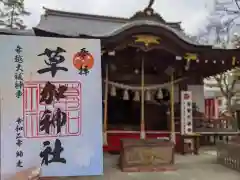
top-left (145, 0), bottom-right (155, 15)
top-left (130, 0), bottom-right (166, 23)
top-left (147, 0), bottom-right (155, 8)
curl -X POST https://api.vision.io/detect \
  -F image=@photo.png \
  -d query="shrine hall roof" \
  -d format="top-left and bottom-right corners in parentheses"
top-left (0, 28), bottom-right (34, 35)
top-left (34, 7), bottom-right (201, 46)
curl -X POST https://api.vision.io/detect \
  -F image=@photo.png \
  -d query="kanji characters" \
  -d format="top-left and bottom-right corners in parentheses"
top-left (37, 47), bottom-right (68, 77)
top-left (14, 45), bottom-right (24, 99)
top-left (40, 81), bottom-right (67, 104)
top-left (40, 108), bottom-right (67, 134)
top-left (40, 139), bottom-right (66, 166)
top-left (16, 117), bottom-right (24, 168)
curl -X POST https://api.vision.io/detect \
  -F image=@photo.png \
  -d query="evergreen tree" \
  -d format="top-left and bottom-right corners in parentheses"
top-left (0, 0), bottom-right (30, 29)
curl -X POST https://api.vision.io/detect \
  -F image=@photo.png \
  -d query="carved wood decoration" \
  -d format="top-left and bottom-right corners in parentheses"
top-left (183, 53), bottom-right (198, 70)
top-left (125, 147), bottom-right (172, 165)
top-left (134, 35), bottom-right (160, 48)
top-left (120, 139), bottom-right (175, 172)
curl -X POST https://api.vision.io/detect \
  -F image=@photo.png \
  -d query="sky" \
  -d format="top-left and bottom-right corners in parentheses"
top-left (22, 0), bottom-right (214, 35)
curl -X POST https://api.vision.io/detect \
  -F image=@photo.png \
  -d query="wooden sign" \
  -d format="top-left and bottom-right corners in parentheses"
top-left (181, 91), bottom-right (193, 135)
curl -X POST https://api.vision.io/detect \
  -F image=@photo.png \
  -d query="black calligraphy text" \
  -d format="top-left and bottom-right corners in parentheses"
top-left (37, 47), bottom-right (68, 77)
top-left (40, 108), bottom-right (67, 134)
top-left (14, 45), bottom-right (24, 98)
top-left (16, 117), bottom-right (24, 168)
top-left (40, 82), bottom-right (67, 105)
top-left (40, 139), bottom-right (66, 166)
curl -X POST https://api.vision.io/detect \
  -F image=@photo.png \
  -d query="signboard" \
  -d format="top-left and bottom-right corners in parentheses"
top-left (0, 35), bottom-right (103, 178)
top-left (180, 91), bottom-right (193, 135)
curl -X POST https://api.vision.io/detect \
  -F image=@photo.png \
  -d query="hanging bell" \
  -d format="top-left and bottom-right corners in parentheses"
top-left (134, 91), bottom-right (140, 101)
top-left (157, 89), bottom-right (163, 99)
top-left (145, 90), bottom-right (151, 101)
top-left (123, 90), bottom-right (129, 100)
top-left (110, 86), bottom-right (116, 96)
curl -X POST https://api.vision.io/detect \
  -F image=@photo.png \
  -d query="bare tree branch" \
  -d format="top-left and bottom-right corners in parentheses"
top-left (199, 0), bottom-right (240, 45)
top-left (223, 74), bottom-right (229, 90)
top-left (230, 79), bottom-right (237, 93)
top-left (234, 0), bottom-right (240, 11)
top-left (0, 0), bottom-right (30, 29)
top-left (200, 0), bottom-right (240, 128)
top-left (224, 9), bottom-right (239, 14)
top-left (214, 74), bottom-right (226, 95)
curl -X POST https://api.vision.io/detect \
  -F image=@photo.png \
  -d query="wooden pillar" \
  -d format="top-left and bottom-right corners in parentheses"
top-left (103, 64), bottom-right (109, 145)
top-left (140, 56), bottom-right (145, 139)
top-left (170, 72), bottom-right (175, 143)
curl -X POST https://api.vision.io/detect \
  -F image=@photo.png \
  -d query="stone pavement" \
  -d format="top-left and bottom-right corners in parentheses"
top-left (42, 149), bottom-right (240, 180)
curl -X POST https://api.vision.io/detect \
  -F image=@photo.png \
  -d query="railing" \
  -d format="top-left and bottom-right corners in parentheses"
top-left (194, 117), bottom-right (238, 145)
top-left (217, 141), bottom-right (240, 172)
top-left (171, 116), bottom-right (236, 133)
top-left (194, 117), bottom-right (236, 132)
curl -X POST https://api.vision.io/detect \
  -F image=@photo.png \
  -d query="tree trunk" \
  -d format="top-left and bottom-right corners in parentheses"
top-left (10, 6), bottom-right (15, 29)
top-left (226, 96), bottom-right (232, 113)
top-left (226, 95), bottom-right (238, 130)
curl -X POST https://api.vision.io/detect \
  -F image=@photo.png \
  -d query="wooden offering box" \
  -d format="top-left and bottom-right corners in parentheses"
top-left (120, 139), bottom-right (175, 172)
